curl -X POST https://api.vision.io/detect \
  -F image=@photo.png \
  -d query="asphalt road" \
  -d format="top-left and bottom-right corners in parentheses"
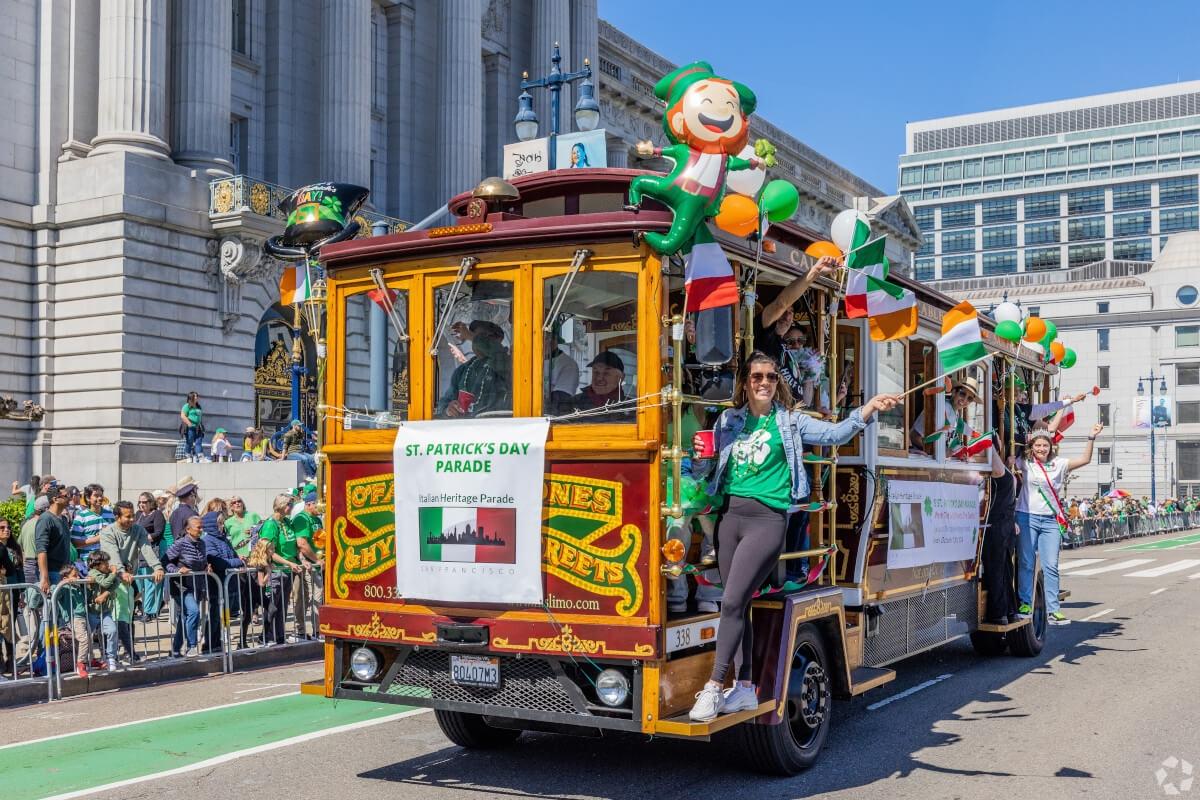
top-left (5, 530), bottom-right (1199, 800)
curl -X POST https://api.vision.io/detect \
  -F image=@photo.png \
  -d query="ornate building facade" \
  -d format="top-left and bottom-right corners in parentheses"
top-left (5, 0), bottom-right (914, 489)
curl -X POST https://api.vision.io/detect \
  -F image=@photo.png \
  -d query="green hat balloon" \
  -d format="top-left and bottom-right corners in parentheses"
top-left (1060, 348), bottom-right (1077, 368)
top-left (760, 179), bottom-right (799, 222)
top-left (995, 320), bottom-right (1023, 342)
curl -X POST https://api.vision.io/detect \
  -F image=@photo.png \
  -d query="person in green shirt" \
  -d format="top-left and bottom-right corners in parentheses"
top-left (179, 391), bottom-right (204, 463)
top-left (224, 496), bottom-right (261, 559)
top-left (259, 494), bottom-right (303, 645)
top-left (687, 350), bottom-right (898, 723)
top-left (289, 492), bottom-right (323, 641)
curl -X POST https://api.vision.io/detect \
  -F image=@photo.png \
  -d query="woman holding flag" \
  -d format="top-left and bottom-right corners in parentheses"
top-left (687, 351), bottom-right (899, 722)
top-left (1014, 423), bottom-right (1103, 626)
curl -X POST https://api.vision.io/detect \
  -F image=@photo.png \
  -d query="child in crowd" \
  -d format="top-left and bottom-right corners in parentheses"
top-left (210, 428), bottom-right (232, 462)
top-left (85, 551), bottom-right (120, 671)
top-left (240, 539), bottom-right (275, 649)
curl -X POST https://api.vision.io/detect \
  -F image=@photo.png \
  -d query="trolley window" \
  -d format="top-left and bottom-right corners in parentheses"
top-left (876, 340), bottom-right (907, 454)
top-left (342, 289), bottom-right (410, 427)
top-left (431, 279), bottom-right (515, 419)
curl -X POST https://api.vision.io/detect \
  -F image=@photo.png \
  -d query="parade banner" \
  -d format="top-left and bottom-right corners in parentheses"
top-left (886, 480), bottom-right (980, 569)
top-left (1132, 395), bottom-right (1172, 428)
top-left (393, 418), bottom-right (550, 604)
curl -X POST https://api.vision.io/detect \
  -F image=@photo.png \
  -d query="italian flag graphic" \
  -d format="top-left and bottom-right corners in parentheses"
top-left (418, 506), bottom-right (516, 564)
top-left (683, 224), bottom-right (739, 312)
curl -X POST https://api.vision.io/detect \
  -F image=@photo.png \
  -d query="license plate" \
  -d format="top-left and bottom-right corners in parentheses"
top-left (449, 655), bottom-right (500, 688)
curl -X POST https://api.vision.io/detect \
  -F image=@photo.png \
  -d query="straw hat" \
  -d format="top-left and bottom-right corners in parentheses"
top-left (952, 377), bottom-right (981, 403)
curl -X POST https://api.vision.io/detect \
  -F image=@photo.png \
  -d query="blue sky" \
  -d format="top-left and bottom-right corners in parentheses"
top-left (599, 0), bottom-right (1200, 193)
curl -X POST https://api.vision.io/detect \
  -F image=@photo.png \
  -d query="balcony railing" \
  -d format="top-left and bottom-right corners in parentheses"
top-left (209, 175), bottom-right (409, 235)
top-left (936, 258), bottom-right (1153, 293)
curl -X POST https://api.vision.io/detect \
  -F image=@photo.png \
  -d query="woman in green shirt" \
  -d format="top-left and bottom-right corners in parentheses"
top-left (258, 494), bottom-right (303, 645)
top-left (688, 351), bottom-right (898, 723)
top-left (180, 391), bottom-right (204, 463)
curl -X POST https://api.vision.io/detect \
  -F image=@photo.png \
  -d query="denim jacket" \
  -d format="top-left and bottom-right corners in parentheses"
top-left (700, 402), bottom-right (870, 512)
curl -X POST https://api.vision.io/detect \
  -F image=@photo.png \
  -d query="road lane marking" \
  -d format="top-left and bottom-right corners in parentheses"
top-left (867, 673), bottom-right (953, 711)
top-left (1058, 559), bottom-right (1106, 572)
top-left (1123, 559), bottom-right (1200, 578)
top-left (1190, 572), bottom-right (1200, 579)
top-left (0, 691), bottom-right (300, 751)
top-left (1068, 559), bottom-right (1154, 576)
top-left (1151, 588), bottom-right (1168, 595)
top-left (233, 682), bottom-right (296, 694)
top-left (1080, 608), bottom-right (1114, 621)
top-left (1120, 532), bottom-right (1200, 550)
top-left (37, 706), bottom-right (430, 800)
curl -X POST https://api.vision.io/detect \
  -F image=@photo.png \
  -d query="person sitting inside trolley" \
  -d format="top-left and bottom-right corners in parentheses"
top-left (568, 351), bottom-right (634, 421)
top-left (436, 320), bottom-right (512, 418)
top-left (687, 349), bottom-right (899, 722)
top-left (909, 376), bottom-right (980, 457)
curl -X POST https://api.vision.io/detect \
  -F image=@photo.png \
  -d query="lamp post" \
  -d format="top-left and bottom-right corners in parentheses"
top-left (1136, 371), bottom-right (1169, 505)
top-left (514, 42), bottom-right (599, 169)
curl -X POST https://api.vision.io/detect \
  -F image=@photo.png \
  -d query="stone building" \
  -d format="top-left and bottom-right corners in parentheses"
top-left (5, 0), bottom-right (915, 490)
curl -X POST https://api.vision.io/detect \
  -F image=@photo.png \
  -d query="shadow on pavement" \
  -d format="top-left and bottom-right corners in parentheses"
top-left (358, 620), bottom-right (1121, 797)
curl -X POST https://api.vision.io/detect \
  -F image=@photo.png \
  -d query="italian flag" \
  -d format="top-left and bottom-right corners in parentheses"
top-left (418, 506), bottom-right (516, 564)
top-left (683, 224), bottom-right (738, 312)
top-left (953, 430), bottom-right (994, 459)
top-left (1052, 406), bottom-right (1075, 444)
top-left (279, 263), bottom-right (311, 305)
top-left (845, 236), bottom-right (918, 341)
top-left (936, 301), bottom-right (987, 374)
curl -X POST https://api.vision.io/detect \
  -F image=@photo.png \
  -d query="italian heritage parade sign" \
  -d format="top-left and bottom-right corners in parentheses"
top-left (393, 418), bottom-right (550, 604)
top-left (886, 480), bottom-right (981, 569)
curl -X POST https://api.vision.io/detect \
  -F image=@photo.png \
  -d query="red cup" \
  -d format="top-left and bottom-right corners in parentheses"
top-left (457, 390), bottom-right (476, 413)
top-left (694, 429), bottom-right (716, 459)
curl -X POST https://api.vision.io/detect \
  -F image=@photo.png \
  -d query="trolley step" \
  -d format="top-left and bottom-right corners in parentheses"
top-left (849, 666), bottom-right (896, 696)
top-left (654, 701), bottom-right (775, 739)
top-left (976, 618), bottom-right (1029, 634)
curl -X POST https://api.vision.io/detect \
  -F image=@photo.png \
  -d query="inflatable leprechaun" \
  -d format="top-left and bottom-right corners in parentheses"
top-left (627, 61), bottom-right (774, 256)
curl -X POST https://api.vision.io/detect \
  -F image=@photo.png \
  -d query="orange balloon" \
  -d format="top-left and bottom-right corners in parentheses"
top-left (714, 194), bottom-right (760, 237)
top-left (1023, 316), bottom-right (1047, 342)
top-left (805, 240), bottom-right (843, 259)
top-left (1049, 341), bottom-right (1066, 363)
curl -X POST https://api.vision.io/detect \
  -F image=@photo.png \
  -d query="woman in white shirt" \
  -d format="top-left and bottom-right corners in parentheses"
top-left (1014, 423), bottom-right (1103, 626)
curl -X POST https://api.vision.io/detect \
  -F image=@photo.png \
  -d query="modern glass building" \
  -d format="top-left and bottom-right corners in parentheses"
top-left (899, 82), bottom-right (1200, 282)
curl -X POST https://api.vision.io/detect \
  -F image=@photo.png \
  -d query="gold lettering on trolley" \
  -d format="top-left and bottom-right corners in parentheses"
top-left (798, 597), bottom-right (838, 620)
top-left (492, 625), bottom-right (654, 658)
top-left (319, 613), bottom-right (436, 644)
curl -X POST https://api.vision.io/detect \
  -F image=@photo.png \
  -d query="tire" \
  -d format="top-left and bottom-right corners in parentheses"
top-left (969, 630), bottom-right (1008, 656)
top-left (738, 624), bottom-right (832, 776)
top-left (433, 709), bottom-right (523, 749)
top-left (1007, 568), bottom-right (1047, 657)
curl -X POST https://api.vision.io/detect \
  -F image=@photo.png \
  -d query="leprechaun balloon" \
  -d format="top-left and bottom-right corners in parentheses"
top-left (627, 61), bottom-right (773, 256)
top-left (264, 182), bottom-right (370, 260)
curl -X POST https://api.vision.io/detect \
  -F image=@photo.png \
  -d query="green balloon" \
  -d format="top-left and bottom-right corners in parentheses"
top-left (760, 179), bottom-right (800, 222)
top-left (995, 320), bottom-right (1023, 342)
top-left (1039, 319), bottom-right (1058, 346)
top-left (1060, 348), bottom-right (1077, 368)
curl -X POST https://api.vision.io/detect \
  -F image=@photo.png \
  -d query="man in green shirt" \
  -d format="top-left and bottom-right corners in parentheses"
top-left (288, 492), bottom-right (322, 641)
top-left (224, 496), bottom-right (261, 559)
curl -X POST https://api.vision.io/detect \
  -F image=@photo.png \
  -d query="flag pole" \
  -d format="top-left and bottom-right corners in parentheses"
top-left (898, 352), bottom-right (993, 399)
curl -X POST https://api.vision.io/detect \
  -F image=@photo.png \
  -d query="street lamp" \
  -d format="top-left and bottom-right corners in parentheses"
top-left (514, 42), bottom-right (598, 168)
top-left (1136, 371), bottom-right (1169, 505)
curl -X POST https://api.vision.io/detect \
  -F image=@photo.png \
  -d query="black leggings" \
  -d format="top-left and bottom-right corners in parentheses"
top-left (710, 495), bottom-right (787, 683)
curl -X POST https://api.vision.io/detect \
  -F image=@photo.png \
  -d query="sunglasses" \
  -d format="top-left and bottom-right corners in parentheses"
top-left (750, 372), bottom-right (780, 384)
top-left (782, 338), bottom-right (806, 346)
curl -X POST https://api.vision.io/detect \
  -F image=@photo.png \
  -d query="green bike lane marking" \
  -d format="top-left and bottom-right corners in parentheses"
top-left (1120, 531), bottom-right (1200, 551)
top-left (7, 693), bottom-right (419, 800)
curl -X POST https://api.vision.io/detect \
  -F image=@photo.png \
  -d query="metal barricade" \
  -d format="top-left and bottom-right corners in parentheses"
top-left (224, 563), bottom-right (323, 660)
top-left (0, 581), bottom-right (45, 692)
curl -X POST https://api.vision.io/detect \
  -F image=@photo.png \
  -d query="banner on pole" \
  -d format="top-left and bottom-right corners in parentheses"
top-left (886, 480), bottom-right (981, 569)
top-left (393, 418), bottom-right (549, 604)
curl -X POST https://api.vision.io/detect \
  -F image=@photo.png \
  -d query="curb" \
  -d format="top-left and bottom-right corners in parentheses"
top-left (0, 642), bottom-right (323, 708)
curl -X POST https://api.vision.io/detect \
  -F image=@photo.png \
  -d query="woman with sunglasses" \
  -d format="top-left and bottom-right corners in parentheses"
top-left (688, 350), bottom-right (898, 721)
top-left (134, 492), bottom-right (167, 623)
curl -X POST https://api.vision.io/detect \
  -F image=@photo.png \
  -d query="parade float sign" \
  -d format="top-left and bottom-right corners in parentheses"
top-left (886, 480), bottom-right (981, 569)
top-left (393, 418), bottom-right (550, 604)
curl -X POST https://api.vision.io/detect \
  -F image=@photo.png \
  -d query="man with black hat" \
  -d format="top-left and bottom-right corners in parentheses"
top-left (570, 351), bottom-right (633, 421)
top-left (437, 319), bottom-right (512, 418)
top-left (169, 478), bottom-right (201, 552)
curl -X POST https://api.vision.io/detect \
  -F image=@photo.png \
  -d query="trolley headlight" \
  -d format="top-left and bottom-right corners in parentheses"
top-left (349, 647), bottom-right (380, 681)
top-left (595, 668), bottom-right (630, 707)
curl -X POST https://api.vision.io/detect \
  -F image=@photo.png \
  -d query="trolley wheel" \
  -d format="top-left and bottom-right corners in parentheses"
top-left (738, 624), bottom-right (832, 776)
top-left (434, 709), bottom-right (523, 749)
top-left (969, 630), bottom-right (1008, 656)
top-left (1007, 569), bottom-right (1047, 657)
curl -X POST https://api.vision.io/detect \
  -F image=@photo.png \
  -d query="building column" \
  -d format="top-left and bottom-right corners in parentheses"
top-left (606, 135), bottom-right (629, 168)
top-left (172, 0), bottom-right (234, 175)
top-left (570, 0), bottom-right (598, 115)
top-left (320, 0), bottom-right (371, 187)
top-left (531, 0), bottom-right (570, 136)
top-left (89, 0), bottom-right (171, 159)
top-left (436, 0), bottom-right (483, 203)
top-left (483, 51), bottom-right (511, 179)
top-left (385, 1), bottom-right (416, 217)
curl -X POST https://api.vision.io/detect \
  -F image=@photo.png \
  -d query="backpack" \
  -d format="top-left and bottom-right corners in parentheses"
top-left (247, 519), bottom-right (266, 552)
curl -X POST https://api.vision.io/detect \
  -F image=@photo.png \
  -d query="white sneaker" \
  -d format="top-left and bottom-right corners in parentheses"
top-left (696, 601), bottom-right (720, 614)
top-left (722, 684), bottom-right (759, 712)
top-left (184, 646), bottom-right (198, 657)
top-left (688, 683), bottom-right (725, 722)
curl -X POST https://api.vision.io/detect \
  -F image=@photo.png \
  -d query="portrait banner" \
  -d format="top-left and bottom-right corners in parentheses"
top-left (393, 417), bottom-right (550, 604)
top-left (886, 480), bottom-right (980, 570)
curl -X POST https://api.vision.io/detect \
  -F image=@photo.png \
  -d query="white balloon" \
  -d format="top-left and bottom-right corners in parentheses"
top-left (725, 145), bottom-right (766, 197)
top-left (830, 209), bottom-right (871, 253)
top-left (993, 301), bottom-right (1023, 325)
top-left (1021, 340), bottom-right (1044, 355)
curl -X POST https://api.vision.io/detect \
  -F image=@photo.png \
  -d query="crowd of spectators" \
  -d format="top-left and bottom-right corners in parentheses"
top-left (0, 468), bottom-right (324, 682)
top-left (1067, 494), bottom-right (1199, 521)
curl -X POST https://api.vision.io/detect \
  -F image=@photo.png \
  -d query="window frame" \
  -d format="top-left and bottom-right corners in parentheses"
top-left (1097, 365), bottom-right (1110, 389)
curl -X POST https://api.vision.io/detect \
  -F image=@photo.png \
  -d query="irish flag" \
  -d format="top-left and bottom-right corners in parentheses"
top-left (845, 236), bottom-right (918, 341)
top-left (279, 263), bottom-right (311, 305)
top-left (936, 301), bottom-right (987, 374)
top-left (683, 224), bottom-right (738, 312)
top-left (418, 506), bottom-right (516, 564)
